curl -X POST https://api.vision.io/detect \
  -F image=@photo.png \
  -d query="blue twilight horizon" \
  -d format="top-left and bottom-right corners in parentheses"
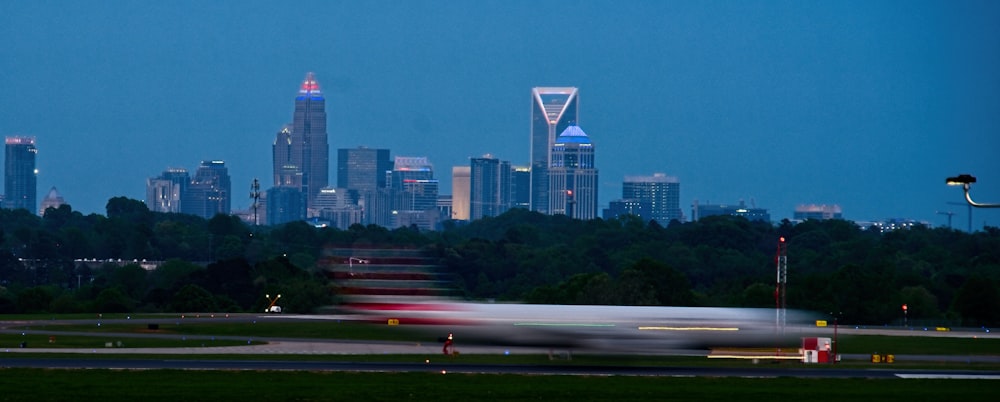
top-left (1, 1), bottom-right (998, 227)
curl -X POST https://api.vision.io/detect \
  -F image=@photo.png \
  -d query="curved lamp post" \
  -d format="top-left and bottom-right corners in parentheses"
top-left (946, 174), bottom-right (1000, 208)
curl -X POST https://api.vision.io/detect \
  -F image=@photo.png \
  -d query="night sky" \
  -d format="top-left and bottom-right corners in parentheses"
top-left (2, 1), bottom-right (998, 227)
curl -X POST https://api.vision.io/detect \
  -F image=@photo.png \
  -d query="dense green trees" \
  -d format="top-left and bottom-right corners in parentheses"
top-left (1, 199), bottom-right (998, 326)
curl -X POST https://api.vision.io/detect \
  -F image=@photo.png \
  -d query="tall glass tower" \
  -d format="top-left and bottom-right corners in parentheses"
top-left (530, 87), bottom-right (578, 214)
top-left (289, 72), bottom-right (329, 208)
top-left (183, 160), bottom-right (231, 219)
top-left (337, 147), bottom-right (393, 195)
top-left (548, 125), bottom-right (597, 220)
top-left (470, 155), bottom-right (511, 220)
top-left (4, 136), bottom-right (37, 213)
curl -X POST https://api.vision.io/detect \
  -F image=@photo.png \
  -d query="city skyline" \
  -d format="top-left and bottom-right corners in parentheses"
top-left (2, 1), bottom-right (998, 227)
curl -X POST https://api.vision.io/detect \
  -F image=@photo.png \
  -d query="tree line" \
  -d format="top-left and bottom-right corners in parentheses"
top-left (1, 197), bottom-right (998, 326)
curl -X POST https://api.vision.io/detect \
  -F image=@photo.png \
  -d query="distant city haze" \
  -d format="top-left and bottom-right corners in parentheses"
top-left (1, 1), bottom-right (998, 227)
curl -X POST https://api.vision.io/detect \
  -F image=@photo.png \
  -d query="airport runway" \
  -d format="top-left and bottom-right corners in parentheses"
top-left (2, 315), bottom-right (998, 379)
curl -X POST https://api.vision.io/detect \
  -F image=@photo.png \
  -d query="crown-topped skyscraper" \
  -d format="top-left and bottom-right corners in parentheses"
top-left (530, 87), bottom-right (578, 214)
top-left (276, 72), bottom-right (329, 209)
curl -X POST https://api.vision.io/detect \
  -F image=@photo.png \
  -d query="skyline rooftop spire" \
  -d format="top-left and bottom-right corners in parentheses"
top-left (297, 72), bottom-right (323, 99)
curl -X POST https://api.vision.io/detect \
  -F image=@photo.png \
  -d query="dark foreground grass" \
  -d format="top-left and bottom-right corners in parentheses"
top-left (0, 368), bottom-right (993, 402)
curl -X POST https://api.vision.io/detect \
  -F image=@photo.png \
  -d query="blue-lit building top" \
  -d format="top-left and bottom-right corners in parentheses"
top-left (548, 125), bottom-right (598, 220)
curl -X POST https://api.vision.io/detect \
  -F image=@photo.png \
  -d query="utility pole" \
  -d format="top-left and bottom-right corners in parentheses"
top-left (935, 211), bottom-right (955, 229)
top-left (775, 237), bottom-right (788, 335)
top-left (946, 202), bottom-right (972, 232)
top-left (250, 178), bottom-right (261, 226)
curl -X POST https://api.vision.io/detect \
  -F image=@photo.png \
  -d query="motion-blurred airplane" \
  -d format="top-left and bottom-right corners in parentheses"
top-left (341, 300), bottom-right (819, 352)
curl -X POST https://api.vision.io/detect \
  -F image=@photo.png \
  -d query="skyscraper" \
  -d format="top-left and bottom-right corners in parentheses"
top-left (451, 166), bottom-right (471, 220)
top-left (390, 156), bottom-right (438, 212)
top-left (389, 156), bottom-right (439, 229)
top-left (548, 125), bottom-right (598, 220)
top-left (511, 165), bottom-right (531, 210)
top-left (272, 125), bottom-right (299, 188)
top-left (622, 173), bottom-right (682, 225)
top-left (183, 160), bottom-right (231, 219)
top-left (146, 168), bottom-right (190, 213)
top-left (530, 87), bottom-right (578, 215)
top-left (470, 155), bottom-right (511, 220)
top-left (337, 147), bottom-right (393, 196)
top-left (4, 136), bottom-right (37, 212)
top-left (284, 73), bottom-right (329, 208)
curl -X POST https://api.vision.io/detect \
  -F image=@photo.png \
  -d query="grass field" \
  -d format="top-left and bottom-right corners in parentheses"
top-left (0, 369), bottom-right (994, 401)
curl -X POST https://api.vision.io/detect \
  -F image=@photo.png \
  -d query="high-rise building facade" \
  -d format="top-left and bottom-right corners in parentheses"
top-left (388, 156), bottom-right (439, 229)
top-left (311, 187), bottom-right (363, 229)
top-left (390, 156), bottom-right (438, 212)
top-left (337, 147), bottom-right (393, 196)
top-left (183, 160), bottom-right (231, 219)
top-left (622, 173), bottom-right (682, 225)
top-left (272, 125), bottom-right (300, 188)
top-left (4, 136), bottom-right (37, 212)
top-left (451, 166), bottom-right (471, 220)
top-left (146, 168), bottom-right (190, 213)
top-left (266, 186), bottom-right (306, 225)
top-left (511, 165), bottom-right (531, 210)
top-left (530, 87), bottom-right (578, 214)
top-left (548, 125), bottom-right (597, 220)
top-left (470, 155), bottom-right (511, 220)
top-left (286, 73), bottom-right (329, 208)
top-left (603, 199), bottom-right (651, 222)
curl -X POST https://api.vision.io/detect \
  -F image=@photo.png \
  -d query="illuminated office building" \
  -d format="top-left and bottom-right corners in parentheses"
top-left (530, 87), bottom-right (578, 214)
top-left (146, 168), bottom-right (190, 213)
top-left (338, 147), bottom-right (393, 197)
top-left (276, 73), bottom-right (329, 208)
top-left (183, 160), bottom-right (231, 219)
top-left (470, 155), bottom-right (511, 220)
top-left (548, 125), bottom-right (597, 220)
top-left (4, 136), bottom-right (37, 212)
top-left (511, 165), bottom-right (530, 209)
top-left (622, 173), bottom-right (682, 225)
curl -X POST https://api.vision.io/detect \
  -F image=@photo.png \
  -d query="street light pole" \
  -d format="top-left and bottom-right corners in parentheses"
top-left (947, 174), bottom-right (1000, 209)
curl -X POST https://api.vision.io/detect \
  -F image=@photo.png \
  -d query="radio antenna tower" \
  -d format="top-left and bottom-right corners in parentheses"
top-left (250, 178), bottom-right (261, 226)
top-left (775, 236), bottom-right (788, 334)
